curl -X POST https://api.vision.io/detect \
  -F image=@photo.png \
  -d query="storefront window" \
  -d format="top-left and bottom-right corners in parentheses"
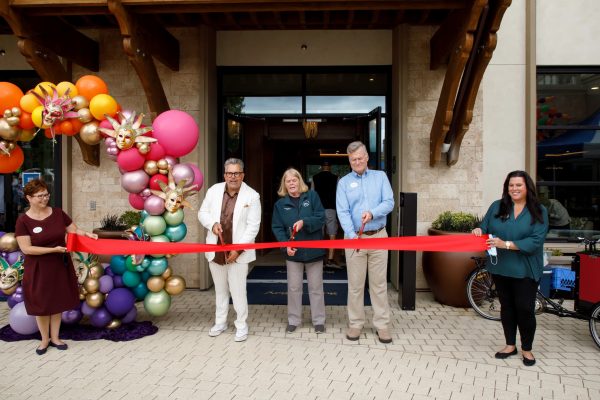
top-left (537, 69), bottom-right (600, 241)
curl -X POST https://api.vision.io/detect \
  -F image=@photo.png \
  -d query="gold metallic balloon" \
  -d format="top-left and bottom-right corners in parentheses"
top-left (7, 142), bottom-right (15, 151)
top-left (17, 128), bottom-right (36, 142)
top-left (144, 160), bottom-right (158, 175)
top-left (79, 293), bottom-right (86, 300)
top-left (107, 319), bottom-right (121, 329)
top-left (161, 266), bottom-right (173, 280)
top-left (159, 169), bottom-right (169, 175)
top-left (86, 292), bottom-right (104, 308)
top-left (137, 143), bottom-right (150, 154)
top-left (79, 286), bottom-right (88, 296)
top-left (80, 121), bottom-right (101, 145)
top-left (2, 285), bottom-right (17, 296)
top-left (156, 159), bottom-right (169, 170)
top-left (83, 278), bottom-right (100, 294)
top-left (88, 265), bottom-right (104, 279)
top-left (146, 276), bottom-right (165, 292)
top-left (165, 275), bottom-right (185, 295)
top-left (3, 110), bottom-right (11, 118)
top-left (71, 95), bottom-right (89, 111)
top-left (0, 119), bottom-right (19, 141)
top-left (77, 108), bottom-right (93, 123)
top-left (0, 233), bottom-right (18, 252)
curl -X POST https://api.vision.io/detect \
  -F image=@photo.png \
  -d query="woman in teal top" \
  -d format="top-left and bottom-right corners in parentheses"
top-left (473, 170), bottom-right (548, 367)
top-left (272, 168), bottom-right (326, 334)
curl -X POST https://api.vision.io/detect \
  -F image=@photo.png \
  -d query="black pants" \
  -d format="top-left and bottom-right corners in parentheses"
top-left (492, 274), bottom-right (538, 351)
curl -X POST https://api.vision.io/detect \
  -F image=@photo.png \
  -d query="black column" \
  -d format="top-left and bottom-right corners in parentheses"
top-left (398, 192), bottom-right (417, 310)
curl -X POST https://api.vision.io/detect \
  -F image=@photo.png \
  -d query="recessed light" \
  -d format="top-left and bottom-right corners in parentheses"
top-left (591, 86), bottom-right (599, 90)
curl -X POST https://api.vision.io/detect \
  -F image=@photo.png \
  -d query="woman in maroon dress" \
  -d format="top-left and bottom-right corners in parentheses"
top-left (15, 179), bottom-right (98, 355)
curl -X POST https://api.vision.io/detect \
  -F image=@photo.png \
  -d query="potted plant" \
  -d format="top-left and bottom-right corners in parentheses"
top-left (422, 211), bottom-right (484, 307)
top-left (92, 213), bottom-right (129, 239)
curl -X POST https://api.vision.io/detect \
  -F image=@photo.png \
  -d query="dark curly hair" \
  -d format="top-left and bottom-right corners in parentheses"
top-left (495, 170), bottom-right (544, 225)
top-left (23, 179), bottom-right (49, 198)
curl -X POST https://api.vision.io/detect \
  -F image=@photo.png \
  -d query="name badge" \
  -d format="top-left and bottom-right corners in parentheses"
top-left (33, 227), bottom-right (43, 234)
top-left (350, 182), bottom-right (359, 188)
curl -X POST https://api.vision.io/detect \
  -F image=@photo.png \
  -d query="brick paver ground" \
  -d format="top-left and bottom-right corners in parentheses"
top-left (1, 287), bottom-right (599, 399)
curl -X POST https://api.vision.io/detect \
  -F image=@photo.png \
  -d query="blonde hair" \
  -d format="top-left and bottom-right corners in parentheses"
top-left (277, 168), bottom-right (309, 197)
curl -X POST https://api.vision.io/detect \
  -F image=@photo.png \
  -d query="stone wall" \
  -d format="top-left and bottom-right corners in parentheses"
top-left (69, 28), bottom-right (207, 288)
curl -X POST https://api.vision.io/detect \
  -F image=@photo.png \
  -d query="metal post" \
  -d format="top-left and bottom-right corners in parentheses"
top-left (398, 192), bottom-right (417, 310)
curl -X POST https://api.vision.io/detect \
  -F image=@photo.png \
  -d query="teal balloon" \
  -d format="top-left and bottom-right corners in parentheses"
top-left (165, 223), bottom-right (187, 242)
top-left (110, 256), bottom-right (126, 275)
top-left (149, 234), bottom-right (169, 257)
top-left (143, 216), bottom-right (166, 236)
top-left (122, 270), bottom-right (141, 288)
top-left (148, 257), bottom-right (168, 276)
top-left (141, 271), bottom-right (151, 282)
top-left (132, 282), bottom-right (149, 300)
top-left (143, 290), bottom-right (171, 317)
top-left (163, 209), bottom-right (184, 226)
top-left (142, 258), bottom-right (151, 269)
top-left (135, 257), bottom-right (148, 272)
top-left (140, 210), bottom-right (149, 222)
top-left (125, 256), bottom-right (138, 272)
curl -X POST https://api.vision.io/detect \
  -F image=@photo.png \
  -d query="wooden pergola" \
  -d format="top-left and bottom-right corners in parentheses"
top-left (0, 0), bottom-right (511, 166)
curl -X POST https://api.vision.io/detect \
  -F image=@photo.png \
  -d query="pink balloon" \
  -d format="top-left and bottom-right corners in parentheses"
top-left (145, 142), bottom-right (166, 161)
top-left (129, 193), bottom-right (145, 210)
top-left (152, 110), bottom-right (199, 157)
top-left (144, 195), bottom-right (165, 215)
top-left (164, 156), bottom-right (178, 169)
top-left (99, 119), bottom-right (113, 131)
top-left (149, 174), bottom-right (168, 191)
top-left (171, 164), bottom-right (195, 187)
top-left (121, 170), bottom-right (149, 194)
top-left (186, 163), bottom-right (203, 190)
top-left (117, 148), bottom-right (146, 172)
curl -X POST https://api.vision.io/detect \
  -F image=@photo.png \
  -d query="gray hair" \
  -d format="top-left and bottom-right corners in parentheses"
top-left (347, 141), bottom-right (367, 155)
top-left (224, 158), bottom-right (244, 171)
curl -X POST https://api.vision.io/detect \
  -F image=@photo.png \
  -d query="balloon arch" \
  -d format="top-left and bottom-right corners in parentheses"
top-left (0, 76), bottom-right (202, 333)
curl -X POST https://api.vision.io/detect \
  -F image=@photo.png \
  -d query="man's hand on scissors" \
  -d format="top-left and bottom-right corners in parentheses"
top-left (212, 223), bottom-right (223, 235)
top-left (361, 211), bottom-right (373, 225)
top-left (226, 250), bottom-right (240, 264)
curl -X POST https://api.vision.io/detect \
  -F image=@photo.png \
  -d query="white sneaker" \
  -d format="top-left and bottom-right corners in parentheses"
top-left (234, 326), bottom-right (248, 342)
top-left (208, 324), bottom-right (228, 337)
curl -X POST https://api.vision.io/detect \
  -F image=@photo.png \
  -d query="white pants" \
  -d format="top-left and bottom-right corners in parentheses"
top-left (209, 261), bottom-right (248, 330)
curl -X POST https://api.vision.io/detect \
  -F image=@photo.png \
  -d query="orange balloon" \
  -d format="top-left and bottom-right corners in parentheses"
top-left (0, 82), bottom-right (24, 114)
top-left (19, 92), bottom-right (40, 113)
top-left (70, 118), bottom-right (83, 133)
top-left (59, 120), bottom-right (75, 136)
top-left (75, 75), bottom-right (108, 101)
top-left (44, 128), bottom-right (61, 139)
top-left (0, 144), bottom-right (24, 173)
top-left (19, 112), bottom-right (35, 130)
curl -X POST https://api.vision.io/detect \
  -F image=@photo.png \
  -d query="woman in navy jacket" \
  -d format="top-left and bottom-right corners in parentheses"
top-left (272, 168), bottom-right (327, 334)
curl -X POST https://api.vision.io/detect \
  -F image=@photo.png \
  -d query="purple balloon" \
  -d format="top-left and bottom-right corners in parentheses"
top-left (121, 169), bottom-right (150, 194)
top-left (121, 306), bottom-right (137, 324)
top-left (99, 275), bottom-right (114, 294)
top-left (141, 188), bottom-right (152, 198)
top-left (62, 309), bottom-right (83, 325)
top-left (164, 156), bottom-right (178, 169)
top-left (105, 266), bottom-right (115, 277)
top-left (9, 302), bottom-right (38, 335)
top-left (15, 286), bottom-right (23, 294)
top-left (7, 295), bottom-right (18, 309)
top-left (113, 275), bottom-right (124, 288)
top-left (186, 163), bottom-right (204, 190)
top-left (0, 231), bottom-right (5, 238)
top-left (8, 290), bottom-right (24, 305)
top-left (171, 164), bottom-right (195, 188)
top-left (144, 195), bottom-right (165, 216)
top-left (7, 251), bottom-right (23, 265)
top-left (105, 288), bottom-right (136, 317)
top-left (90, 307), bottom-right (112, 328)
top-left (81, 301), bottom-right (96, 316)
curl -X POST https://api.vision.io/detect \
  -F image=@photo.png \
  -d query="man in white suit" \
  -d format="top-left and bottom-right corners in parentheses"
top-left (198, 158), bottom-right (261, 342)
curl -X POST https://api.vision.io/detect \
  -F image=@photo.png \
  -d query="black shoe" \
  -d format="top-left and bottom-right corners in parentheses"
top-left (49, 341), bottom-right (68, 350)
top-left (286, 324), bottom-right (297, 333)
top-left (326, 259), bottom-right (342, 269)
top-left (36, 346), bottom-right (48, 355)
top-left (314, 325), bottom-right (325, 334)
top-left (522, 356), bottom-right (536, 366)
top-left (494, 348), bottom-right (518, 359)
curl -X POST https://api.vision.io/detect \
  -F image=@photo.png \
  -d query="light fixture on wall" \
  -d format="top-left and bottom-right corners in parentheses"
top-left (0, 49), bottom-right (5, 56)
top-left (303, 119), bottom-right (318, 139)
top-left (300, 44), bottom-right (308, 51)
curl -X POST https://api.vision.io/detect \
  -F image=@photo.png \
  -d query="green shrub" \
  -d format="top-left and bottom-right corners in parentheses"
top-left (119, 210), bottom-right (142, 228)
top-left (99, 214), bottom-right (128, 231)
top-left (431, 211), bottom-right (481, 233)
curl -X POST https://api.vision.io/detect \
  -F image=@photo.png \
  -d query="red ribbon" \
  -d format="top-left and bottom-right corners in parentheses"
top-left (67, 233), bottom-right (487, 255)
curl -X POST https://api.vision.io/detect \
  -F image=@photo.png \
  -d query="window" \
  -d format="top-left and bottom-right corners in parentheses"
top-left (537, 69), bottom-right (600, 241)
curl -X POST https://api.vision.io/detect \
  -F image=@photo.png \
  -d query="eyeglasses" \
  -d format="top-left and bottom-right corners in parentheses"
top-left (32, 193), bottom-right (50, 199)
top-left (225, 171), bottom-right (243, 178)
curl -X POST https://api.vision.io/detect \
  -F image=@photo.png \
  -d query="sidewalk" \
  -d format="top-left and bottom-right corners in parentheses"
top-left (1, 288), bottom-right (599, 399)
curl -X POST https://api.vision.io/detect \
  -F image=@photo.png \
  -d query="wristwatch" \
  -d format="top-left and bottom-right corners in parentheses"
top-left (505, 241), bottom-right (512, 250)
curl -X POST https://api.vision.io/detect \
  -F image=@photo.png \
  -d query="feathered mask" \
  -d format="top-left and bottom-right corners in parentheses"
top-left (151, 168), bottom-right (198, 213)
top-left (99, 111), bottom-right (156, 153)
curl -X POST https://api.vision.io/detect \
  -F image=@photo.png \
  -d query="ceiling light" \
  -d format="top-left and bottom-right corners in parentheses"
top-left (591, 86), bottom-right (599, 90)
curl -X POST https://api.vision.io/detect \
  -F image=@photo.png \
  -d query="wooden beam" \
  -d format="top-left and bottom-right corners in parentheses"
top-left (108, 0), bottom-right (171, 118)
top-left (428, 0), bottom-right (485, 166)
top-left (346, 10), bottom-right (354, 29)
top-left (430, 0), bottom-right (486, 70)
top-left (446, 0), bottom-right (511, 166)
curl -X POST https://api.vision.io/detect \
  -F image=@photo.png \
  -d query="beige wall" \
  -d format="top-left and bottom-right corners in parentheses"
top-left (537, 0), bottom-right (600, 65)
top-left (67, 28), bottom-right (215, 288)
top-left (0, 35), bottom-right (33, 70)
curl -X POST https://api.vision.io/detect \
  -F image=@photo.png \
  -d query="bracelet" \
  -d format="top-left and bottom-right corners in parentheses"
top-left (505, 241), bottom-right (511, 250)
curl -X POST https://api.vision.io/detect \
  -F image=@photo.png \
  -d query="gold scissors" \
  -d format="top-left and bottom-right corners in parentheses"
top-left (350, 221), bottom-right (366, 257)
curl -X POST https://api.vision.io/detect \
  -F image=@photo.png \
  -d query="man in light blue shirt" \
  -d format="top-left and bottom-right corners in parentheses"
top-left (336, 141), bottom-right (394, 343)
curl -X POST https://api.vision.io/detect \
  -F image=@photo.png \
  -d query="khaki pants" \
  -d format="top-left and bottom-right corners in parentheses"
top-left (344, 228), bottom-right (390, 330)
top-left (286, 260), bottom-right (326, 326)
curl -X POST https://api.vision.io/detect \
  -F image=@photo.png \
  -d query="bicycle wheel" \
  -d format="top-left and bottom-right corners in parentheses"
top-left (589, 303), bottom-right (600, 349)
top-left (534, 293), bottom-right (547, 315)
top-left (466, 268), bottom-right (501, 321)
